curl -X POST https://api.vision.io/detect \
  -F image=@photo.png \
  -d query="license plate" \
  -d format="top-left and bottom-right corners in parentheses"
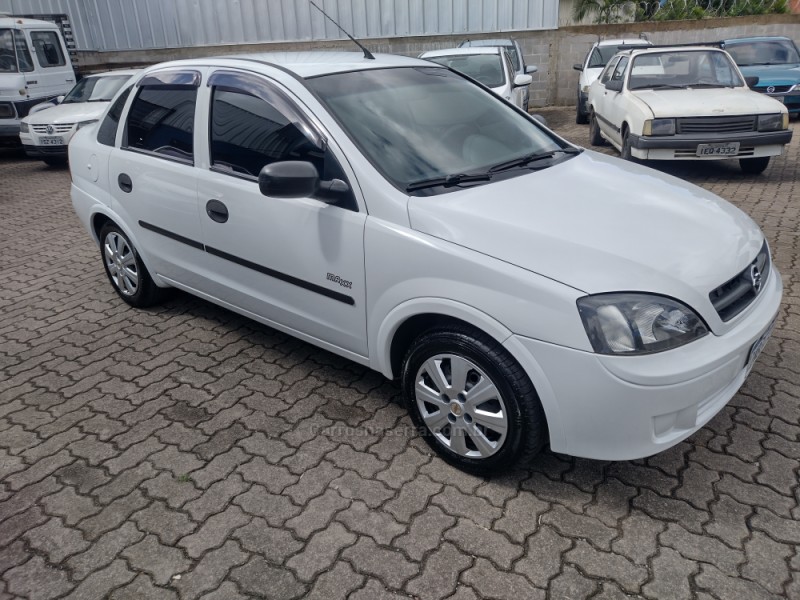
top-left (39, 136), bottom-right (63, 146)
top-left (696, 142), bottom-right (740, 157)
top-left (745, 318), bottom-right (776, 375)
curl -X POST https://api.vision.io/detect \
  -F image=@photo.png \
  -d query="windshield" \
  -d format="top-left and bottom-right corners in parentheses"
top-left (425, 54), bottom-right (505, 88)
top-left (307, 67), bottom-right (567, 195)
top-left (62, 75), bottom-right (133, 103)
top-left (725, 39), bottom-right (800, 66)
top-left (0, 29), bottom-right (33, 73)
top-left (628, 50), bottom-right (744, 90)
top-left (588, 44), bottom-right (649, 69)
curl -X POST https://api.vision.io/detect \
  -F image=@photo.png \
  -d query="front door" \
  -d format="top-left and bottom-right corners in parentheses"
top-left (194, 69), bottom-right (368, 357)
top-left (25, 28), bottom-right (74, 98)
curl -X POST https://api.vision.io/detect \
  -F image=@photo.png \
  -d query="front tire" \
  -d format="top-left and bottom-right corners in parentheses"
top-left (99, 222), bottom-right (164, 308)
top-left (739, 156), bottom-right (770, 174)
top-left (576, 93), bottom-right (588, 124)
top-left (401, 325), bottom-right (546, 474)
top-left (621, 128), bottom-right (637, 162)
top-left (589, 111), bottom-right (604, 146)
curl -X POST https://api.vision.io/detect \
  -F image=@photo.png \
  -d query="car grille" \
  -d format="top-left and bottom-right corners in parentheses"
top-left (676, 116), bottom-right (757, 134)
top-left (0, 103), bottom-right (15, 119)
top-left (755, 85), bottom-right (792, 94)
top-left (709, 241), bottom-right (770, 322)
top-left (32, 123), bottom-right (74, 134)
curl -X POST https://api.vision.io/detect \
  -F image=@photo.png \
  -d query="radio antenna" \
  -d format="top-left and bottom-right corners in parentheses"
top-left (309, 0), bottom-right (374, 60)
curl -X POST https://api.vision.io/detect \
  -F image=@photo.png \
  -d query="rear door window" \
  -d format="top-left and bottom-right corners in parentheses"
top-left (124, 72), bottom-right (199, 163)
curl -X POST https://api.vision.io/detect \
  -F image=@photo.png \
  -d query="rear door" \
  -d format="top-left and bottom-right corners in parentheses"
top-left (107, 69), bottom-right (207, 288)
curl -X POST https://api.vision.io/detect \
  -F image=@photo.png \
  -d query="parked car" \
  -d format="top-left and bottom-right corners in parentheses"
top-left (587, 46), bottom-right (791, 174)
top-left (0, 17), bottom-right (76, 147)
top-left (459, 38), bottom-right (538, 111)
top-left (420, 47), bottom-right (532, 111)
top-left (573, 38), bottom-right (652, 124)
top-left (721, 36), bottom-right (800, 118)
top-left (19, 69), bottom-right (139, 165)
top-left (70, 52), bottom-right (781, 473)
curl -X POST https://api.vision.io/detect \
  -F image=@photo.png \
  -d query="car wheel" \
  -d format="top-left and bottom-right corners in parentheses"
top-left (99, 222), bottom-right (164, 308)
top-left (576, 95), bottom-right (588, 125)
top-left (589, 111), bottom-right (604, 146)
top-left (43, 156), bottom-right (67, 167)
top-left (401, 325), bottom-right (546, 474)
top-left (621, 128), bottom-right (637, 162)
top-left (739, 156), bottom-right (770, 175)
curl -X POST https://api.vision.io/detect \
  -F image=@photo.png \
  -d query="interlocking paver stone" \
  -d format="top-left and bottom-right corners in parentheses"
top-left (2, 109), bottom-right (799, 600)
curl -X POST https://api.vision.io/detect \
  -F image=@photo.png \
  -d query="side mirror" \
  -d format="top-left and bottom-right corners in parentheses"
top-left (744, 76), bottom-right (759, 88)
top-left (514, 74), bottom-right (533, 87)
top-left (605, 79), bottom-right (623, 92)
top-left (56, 95), bottom-right (64, 104)
top-left (526, 65), bottom-right (538, 74)
top-left (259, 161), bottom-right (319, 198)
top-left (573, 63), bottom-right (584, 71)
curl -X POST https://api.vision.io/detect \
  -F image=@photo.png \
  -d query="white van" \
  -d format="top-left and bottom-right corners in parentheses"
top-left (0, 16), bottom-right (75, 147)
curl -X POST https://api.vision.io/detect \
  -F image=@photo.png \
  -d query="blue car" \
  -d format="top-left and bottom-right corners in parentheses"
top-left (721, 36), bottom-right (800, 117)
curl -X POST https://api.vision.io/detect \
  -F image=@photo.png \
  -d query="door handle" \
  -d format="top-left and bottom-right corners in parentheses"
top-left (206, 199), bottom-right (229, 223)
top-left (118, 173), bottom-right (132, 193)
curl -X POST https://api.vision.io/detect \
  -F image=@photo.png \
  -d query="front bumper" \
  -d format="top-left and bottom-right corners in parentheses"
top-left (22, 143), bottom-right (68, 158)
top-left (629, 129), bottom-right (792, 160)
top-left (506, 266), bottom-right (782, 460)
top-left (0, 122), bottom-right (21, 145)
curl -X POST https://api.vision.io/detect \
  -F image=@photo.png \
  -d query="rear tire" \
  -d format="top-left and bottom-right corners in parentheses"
top-left (401, 325), bottom-right (546, 474)
top-left (739, 156), bottom-right (770, 174)
top-left (99, 222), bottom-right (165, 308)
top-left (589, 111), bottom-right (604, 146)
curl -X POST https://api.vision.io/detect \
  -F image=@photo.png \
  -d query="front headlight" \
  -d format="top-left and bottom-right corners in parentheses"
top-left (76, 119), bottom-right (98, 131)
top-left (757, 113), bottom-right (786, 132)
top-left (577, 293), bottom-right (708, 355)
top-left (19, 121), bottom-right (29, 133)
top-left (643, 118), bottom-right (675, 136)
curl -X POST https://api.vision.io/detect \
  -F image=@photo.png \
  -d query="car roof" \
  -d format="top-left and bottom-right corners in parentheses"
top-left (421, 47), bottom-right (502, 58)
top-left (461, 39), bottom-right (516, 47)
top-left (595, 38), bottom-right (652, 48)
top-left (84, 69), bottom-right (142, 78)
top-left (722, 36), bottom-right (793, 44)
top-left (621, 45), bottom-right (727, 57)
top-left (144, 51), bottom-right (437, 79)
top-left (0, 16), bottom-right (61, 29)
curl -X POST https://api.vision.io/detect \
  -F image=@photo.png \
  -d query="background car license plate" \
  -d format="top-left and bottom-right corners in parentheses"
top-left (745, 318), bottom-right (776, 375)
top-left (40, 136), bottom-right (64, 146)
top-left (696, 142), bottom-right (739, 157)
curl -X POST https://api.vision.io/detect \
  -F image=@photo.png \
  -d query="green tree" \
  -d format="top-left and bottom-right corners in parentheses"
top-left (572, 0), bottom-right (636, 23)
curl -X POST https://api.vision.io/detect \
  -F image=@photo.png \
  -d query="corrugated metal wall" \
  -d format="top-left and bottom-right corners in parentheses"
top-left (0, 0), bottom-right (558, 51)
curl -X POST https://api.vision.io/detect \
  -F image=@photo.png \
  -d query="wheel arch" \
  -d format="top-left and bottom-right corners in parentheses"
top-left (375, 298), bottom-right (565, 452)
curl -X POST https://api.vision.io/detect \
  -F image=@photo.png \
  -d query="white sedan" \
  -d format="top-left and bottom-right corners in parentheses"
top-left (420, 47), bottom-right (532, 110)
top-left (587, 46), bottom-right (791, 173)
top-left (70, 52), bottom-right (780, 472)
top-left (19, 69), bottom-right (139, 166)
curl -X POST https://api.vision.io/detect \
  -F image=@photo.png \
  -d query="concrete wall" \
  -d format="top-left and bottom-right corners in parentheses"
top-left (76, 14), bottom-right (800, 107)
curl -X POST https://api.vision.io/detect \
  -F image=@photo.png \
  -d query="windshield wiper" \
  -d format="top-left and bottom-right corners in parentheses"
top-left (406, 172), bottom-right (492, 192)
top-left (632, 83), bottom-right (689, 90)
top-left (489, 148), bottom-right (581, 173)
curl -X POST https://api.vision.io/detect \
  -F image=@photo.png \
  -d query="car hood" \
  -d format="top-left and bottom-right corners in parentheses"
top-left (582, 67), bottom-right (604, 87)
top-left (738, 63), bottom-right (800, 84)
top-left (23, 102), bottom-right (109, 125)
top-left (407, 151), bottom-right (763, 322)
top-left (632, 87), bottom-right (786, 117)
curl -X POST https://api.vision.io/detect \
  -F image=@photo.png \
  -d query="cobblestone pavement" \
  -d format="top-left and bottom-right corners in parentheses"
top-left (1, 109), bottom-right (799, 600)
